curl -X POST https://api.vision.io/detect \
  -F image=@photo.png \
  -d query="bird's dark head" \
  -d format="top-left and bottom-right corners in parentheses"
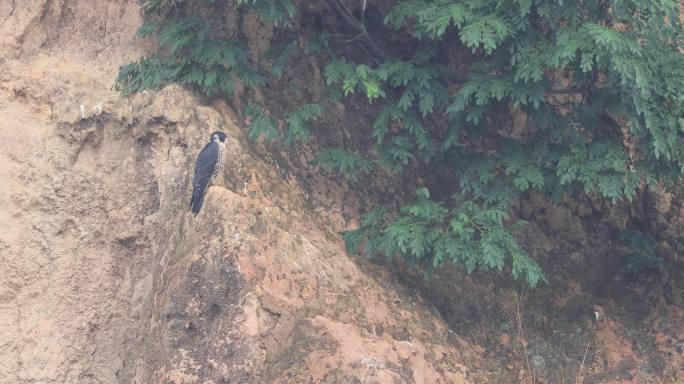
top-left (210, 131), bottom-right (227, 143)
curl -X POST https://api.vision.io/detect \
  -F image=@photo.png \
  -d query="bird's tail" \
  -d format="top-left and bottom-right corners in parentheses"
top-left (190, 186), bottom-right (206, 215)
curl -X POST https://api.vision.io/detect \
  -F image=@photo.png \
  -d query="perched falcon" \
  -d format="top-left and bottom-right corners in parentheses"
top-left (190, 131), bottom-right (227, 215)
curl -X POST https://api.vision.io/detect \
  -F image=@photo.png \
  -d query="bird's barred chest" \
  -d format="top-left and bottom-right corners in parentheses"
top-left (213, 142), bottom-right (226, 177)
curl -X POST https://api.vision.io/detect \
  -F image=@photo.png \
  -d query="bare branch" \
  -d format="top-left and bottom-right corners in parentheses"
top-left (326, 0), bottom-right (388, 62)
top-left (328, 0), bottom-right (361, 28)
top-left (361, 0), bottom-right (367, 25)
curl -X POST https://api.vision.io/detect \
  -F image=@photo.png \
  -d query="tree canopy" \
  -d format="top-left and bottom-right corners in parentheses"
top-left (117, 0), bottom-right (684, 286)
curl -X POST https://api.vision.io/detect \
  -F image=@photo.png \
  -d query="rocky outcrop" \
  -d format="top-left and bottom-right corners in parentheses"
top-left (0, 1), bottom-right (471, 383)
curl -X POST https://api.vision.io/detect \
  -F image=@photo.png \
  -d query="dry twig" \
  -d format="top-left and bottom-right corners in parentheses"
top-left (575, 341), bottom-right (591, 384)
top-left (515, 291), bottom-right (534, 384)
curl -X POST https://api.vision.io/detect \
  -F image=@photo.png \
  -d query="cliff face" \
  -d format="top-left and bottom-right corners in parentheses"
top-left (3, 2), bottom-right (684, 384)
top-left (0, 2), bottom-right (471, 383)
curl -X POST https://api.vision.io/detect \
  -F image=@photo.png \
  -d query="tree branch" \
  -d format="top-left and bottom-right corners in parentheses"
top-left (326, 0), bottom-right (388, 62)
top-left (328, 0), bottom-right (360, 27)
top-left (360, 0), bottom-right (367, 25)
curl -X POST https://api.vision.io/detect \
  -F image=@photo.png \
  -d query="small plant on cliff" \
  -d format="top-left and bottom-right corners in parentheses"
top-left (118, 0), bottom-right (684, 287)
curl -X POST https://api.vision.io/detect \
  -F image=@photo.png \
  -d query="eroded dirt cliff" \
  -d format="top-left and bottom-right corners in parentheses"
top-left (0, 1), bottom-right (472, 383)
top-left (2, 2), bottom-right (684, 384)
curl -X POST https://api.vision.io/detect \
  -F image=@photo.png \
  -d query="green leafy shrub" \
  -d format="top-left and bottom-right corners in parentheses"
top-left (344, 188), bottom-right (545, 286)
top-left (244, 105), bottom-right (279, 143)
top-left (243, 103), bottom-right (323, 145)
top-left (312, 149), bottom-right (373, 182)
top-left (117, 15), bottom-right (264, 95)
top-left (284, 103), bottom-right (323, 144)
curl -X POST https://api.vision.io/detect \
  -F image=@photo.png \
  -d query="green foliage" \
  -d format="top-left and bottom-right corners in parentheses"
top-left (344, 188), bottom-right (546, 286)
top-left (116, 16), bottom-right (263, 95)
top-left (116, 0), bottom-right (300, 95)
top-left (244, 103), bottom-right (323, 145)
top-left (236, 0), bottom-right (298, 27)
top-left (244, 105), bottom-right (279, 143)
top-left (119, 0), bottom-right (684, 287)
top-left (336, 0), bottom-right (684, 285)
top-left (267, 40), bottom-right (301, 79)
top-left (284, 103), bottom-right (323, 144)
top-left (619, 230), bottom-right (665, 275)
top-left (312, 149), bottom-right (372, 181)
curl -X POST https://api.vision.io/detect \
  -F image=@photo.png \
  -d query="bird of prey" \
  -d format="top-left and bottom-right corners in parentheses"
top-left (190, 131), bottom-right (227, 215)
